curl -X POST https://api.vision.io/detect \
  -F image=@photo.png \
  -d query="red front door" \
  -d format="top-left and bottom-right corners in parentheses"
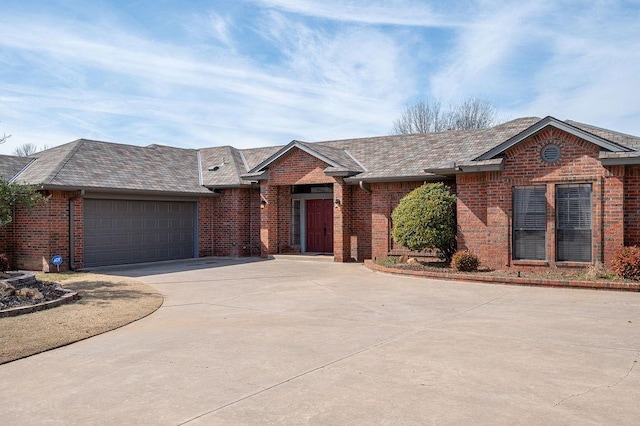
top-left (306, 199), bottom-right (334, 253)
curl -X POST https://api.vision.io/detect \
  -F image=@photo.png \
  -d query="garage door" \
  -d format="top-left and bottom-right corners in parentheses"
top-left (84, 199), bottom-right (196, 267)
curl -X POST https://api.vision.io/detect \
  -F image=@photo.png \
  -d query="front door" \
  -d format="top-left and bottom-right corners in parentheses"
top-left (306, 199), bottom-right (333, 253)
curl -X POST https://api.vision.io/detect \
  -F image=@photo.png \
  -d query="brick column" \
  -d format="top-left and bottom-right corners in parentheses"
top-left (260, 183), bottom-right (278, 257)
top-left (603, 166), bottom-right (625, 266)
top-left (485, 172), bottom-right (510, 270)
top-left (370, 183), bottom-right (389, 261)
top-left (333, 179), bottom-right (351, 262)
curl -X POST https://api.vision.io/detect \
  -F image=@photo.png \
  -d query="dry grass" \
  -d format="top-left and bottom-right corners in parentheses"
top-left (0, 273), bottom-right (163, 364)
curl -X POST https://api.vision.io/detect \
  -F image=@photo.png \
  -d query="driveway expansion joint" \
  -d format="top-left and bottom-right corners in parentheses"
top-left (554, 350), bottom-right (640, 407)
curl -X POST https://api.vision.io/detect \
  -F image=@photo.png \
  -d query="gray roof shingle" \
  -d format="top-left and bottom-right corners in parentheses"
top-left (307, 117), bottom-right (542, 181)
top-left (8, 116), bottom-right (640, 192)
top-left (200, 146), bottom-right (253, 187)
top-left (0, 155), bottom-right (35, 181)
top-left (15, 139), bottom-right (212, 194)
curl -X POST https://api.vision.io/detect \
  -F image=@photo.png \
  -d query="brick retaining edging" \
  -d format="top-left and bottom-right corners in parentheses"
top-left (0, 272), bottom-right (80, 318)
top-left (364, 260), bottom-right (640, 292)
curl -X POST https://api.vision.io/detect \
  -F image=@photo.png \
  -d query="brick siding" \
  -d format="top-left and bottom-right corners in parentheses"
top-left (457, 127), bottom-right (624, 270)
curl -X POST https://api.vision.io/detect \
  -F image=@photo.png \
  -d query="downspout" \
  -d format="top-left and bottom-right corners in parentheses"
top-left (68, 189), bottom-right (85, 271)
top-left (601, 176), bottom-right (605, 264)
top-left (358, 180), bottom-right (371, 194)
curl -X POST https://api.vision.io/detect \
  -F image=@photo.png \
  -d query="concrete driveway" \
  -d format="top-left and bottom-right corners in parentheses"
top-left (2, 258), bottom-right (640, 425)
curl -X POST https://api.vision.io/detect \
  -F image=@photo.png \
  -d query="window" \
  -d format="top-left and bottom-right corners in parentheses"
top-left (513, 186), bottom-right (546, 260)
top-left (556, 184), bottom-right (592, 262)
top-left (291, 199), bottom-right (301, 245)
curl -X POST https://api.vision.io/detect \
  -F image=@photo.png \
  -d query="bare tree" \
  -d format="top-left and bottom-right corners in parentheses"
top-left (392, 99), bottom-right (447, 134)
top-left (448, 97), bottom-right (497, 130)
top-left (393, 96), bottom-right (499, 134)
top-left (12, 142), bottom-right (47, 157)
top-left (0, 122), bottom-right (10, 144)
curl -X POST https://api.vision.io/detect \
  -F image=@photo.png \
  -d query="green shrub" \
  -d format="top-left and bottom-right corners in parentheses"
top-left (451, 250), bottom-right (480, 272)
top-left (391, 183), bottom-right (456, 262)
top-left (611, 246), bottom-right (640, 280)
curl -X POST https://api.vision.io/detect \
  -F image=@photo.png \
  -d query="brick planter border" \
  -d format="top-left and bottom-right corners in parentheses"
top-left (364, 260), bottom-right (640, 292)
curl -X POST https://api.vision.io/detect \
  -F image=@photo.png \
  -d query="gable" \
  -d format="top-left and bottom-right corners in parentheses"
top-left (500, 126), bottom-right (606, 183)
top-left (267, 147), bottom-right (335, 186)
top-left (475, 116), bottom-right (631, 161)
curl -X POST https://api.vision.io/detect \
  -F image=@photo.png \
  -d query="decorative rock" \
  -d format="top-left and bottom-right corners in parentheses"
top-left (15, 287), bottom-right (44, 300)
top-left (1, 282), bottom-right (16, 297)
top-left (42, 256), bottom-right (50, 273)
top-left (407, 257), bottom-right (419, 264)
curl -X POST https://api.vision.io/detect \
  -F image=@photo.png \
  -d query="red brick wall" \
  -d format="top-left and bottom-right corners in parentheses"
top-left (260, 148), bottom-right (335, 256)
top-left (457, 127), bottom-right (622, 270)
top-left (260, 183), bottom-right (279, 256)
top-left (457, 173), bottom-right (487, 258)
top-left (198, 196), bottom-right (215, 257)
top-left (8, 190), bottom-right (75, 271)
top-left (333, 179), bottom-right (349, 261)
top-left (371, 181), bottom-right (443, 260)
top-left (269, 148), bottom-right (335, 185)
top-left (347, 184), bottom-right (372, 262)
top-left (210, 188), bottom-right (260, 257)
top-left (70, 195), bottom-right (84, 270)
top-left (624, 166), bottom-right (640, 247)
top-left (0, 222), bottom-right (12, 269)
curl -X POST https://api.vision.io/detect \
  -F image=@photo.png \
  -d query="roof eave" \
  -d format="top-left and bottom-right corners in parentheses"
top-left (600, 156), bottom-right (640, 166)
top-left (344, 174), bottom-right (450, 184)
top-left (324, 170), bottom-right (362, 177)
top-left (457, 163), bottom-right (504, 173)
top-left (240, 170), bottom-right (269, 181)
top-left (204, 183), bottom-right (255, 189)
top-left (40, 184), bottom-right (219, 197)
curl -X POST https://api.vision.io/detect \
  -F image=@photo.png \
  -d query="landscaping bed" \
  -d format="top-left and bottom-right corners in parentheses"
top-left (1, 272), bottom-right (79, 317)
top-left (368, 257), bottom-right (640, 292)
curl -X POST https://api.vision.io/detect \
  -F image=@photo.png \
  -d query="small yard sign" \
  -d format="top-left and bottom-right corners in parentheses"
top-left (51, 255), bottom-right (63, 272)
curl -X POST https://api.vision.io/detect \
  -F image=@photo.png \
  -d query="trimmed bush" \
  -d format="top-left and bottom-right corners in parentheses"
top-left (0, 253), bottom-right (10, 272)
top-left (391, 183), bottom-right (456, 262)
top-left (451, 250), bottom-right (480, 272)
top-left (611, 246), bottom-right (640, 280)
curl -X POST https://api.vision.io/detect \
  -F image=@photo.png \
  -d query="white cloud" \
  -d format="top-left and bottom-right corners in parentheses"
top-left (250, 0), bottom-right (466, 28)
top-left (0, 9), bottom-right (418, 154)
top-left (1, 0), bottom-right (639, 158)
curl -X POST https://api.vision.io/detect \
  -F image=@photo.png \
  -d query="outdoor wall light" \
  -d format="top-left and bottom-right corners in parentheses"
top-left (260, 198), bottom-right (267, 209)
top-left (334, 198), bottom-right (341, 207)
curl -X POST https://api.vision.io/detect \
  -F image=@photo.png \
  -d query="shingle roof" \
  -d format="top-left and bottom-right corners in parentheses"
top-left (567, 120), bottom-right (640, 150)
top-left (0, 155), bottom-right (34, 181)
top-left (308, 117), bottom-right (543, 181)
top-left (245, 140), bottom-right (365, 177)
top-left (14, 139), bottom-right (212, 194)
top-left (199, 146), bottom-right (252, 187)
top-left (7, 116), bottom-right (640, 192)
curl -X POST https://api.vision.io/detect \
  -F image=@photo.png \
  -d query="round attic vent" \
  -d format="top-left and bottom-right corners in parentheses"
top-left (541, 144), bottom-right (560, 163)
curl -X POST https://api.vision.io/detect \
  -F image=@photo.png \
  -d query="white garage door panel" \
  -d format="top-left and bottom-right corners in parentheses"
top-left (84, 199), bottom-right (196, 267)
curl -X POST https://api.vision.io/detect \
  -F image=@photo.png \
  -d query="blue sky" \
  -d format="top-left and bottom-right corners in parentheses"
top-left (1, 0), bottom-right (639, 155)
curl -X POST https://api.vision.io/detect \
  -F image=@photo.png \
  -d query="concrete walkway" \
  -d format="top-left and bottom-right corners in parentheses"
top-left (2, 258), bottom-right (640, 425)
